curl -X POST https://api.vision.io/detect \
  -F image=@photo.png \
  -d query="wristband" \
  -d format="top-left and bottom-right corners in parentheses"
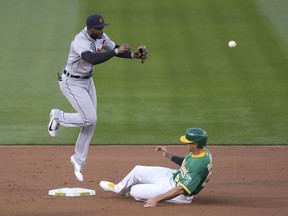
top-left (114, 48), bottom-right (119, 55)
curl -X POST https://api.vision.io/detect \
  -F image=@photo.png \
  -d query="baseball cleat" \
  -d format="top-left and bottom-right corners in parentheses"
top-left (100, 181), bottom-right (116, 192)
top-left (48, 109), bottom-right (60, 137)
top-left (70, 156), bottom-right (84, 182)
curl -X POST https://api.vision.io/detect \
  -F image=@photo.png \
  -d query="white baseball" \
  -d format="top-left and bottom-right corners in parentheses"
top-left (228, 41), bottom-right (237, 48)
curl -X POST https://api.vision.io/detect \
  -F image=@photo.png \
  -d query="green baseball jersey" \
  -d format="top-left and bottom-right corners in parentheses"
top-left (173, 148), bottom-right (213, 196)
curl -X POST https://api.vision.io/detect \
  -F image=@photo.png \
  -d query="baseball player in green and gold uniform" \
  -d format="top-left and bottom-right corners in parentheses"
top-left (100, 128), bottom-right (213, 207)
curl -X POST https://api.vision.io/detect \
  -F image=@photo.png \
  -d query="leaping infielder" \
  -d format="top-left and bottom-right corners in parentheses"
top-left (48, 13), bottom-right (148, 182)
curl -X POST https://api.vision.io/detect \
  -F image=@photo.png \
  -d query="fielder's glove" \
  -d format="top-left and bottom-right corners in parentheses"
top-left (134, 44), bottom-right (148, 63)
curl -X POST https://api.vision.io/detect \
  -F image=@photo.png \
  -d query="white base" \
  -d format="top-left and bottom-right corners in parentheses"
top-left (48, 187), bottom-right (96, 197)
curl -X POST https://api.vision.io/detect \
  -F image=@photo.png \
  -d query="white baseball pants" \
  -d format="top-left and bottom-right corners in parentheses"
top-left (114, 165), bottom-right (193, 204)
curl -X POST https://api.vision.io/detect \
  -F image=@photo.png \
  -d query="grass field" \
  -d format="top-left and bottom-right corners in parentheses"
top-left (0, 0), bottom-right (287, 145)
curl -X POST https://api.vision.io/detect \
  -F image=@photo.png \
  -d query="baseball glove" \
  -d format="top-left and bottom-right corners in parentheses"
top-left (135, 44), bottom-right (148, 63)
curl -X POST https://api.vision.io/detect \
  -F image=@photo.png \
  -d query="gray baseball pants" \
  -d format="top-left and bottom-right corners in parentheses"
top-left (54, 74), bottom-right (97, 167)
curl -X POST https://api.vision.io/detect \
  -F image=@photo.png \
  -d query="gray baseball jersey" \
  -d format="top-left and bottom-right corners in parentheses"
top-left (65, 27), bottom-right (116, 76)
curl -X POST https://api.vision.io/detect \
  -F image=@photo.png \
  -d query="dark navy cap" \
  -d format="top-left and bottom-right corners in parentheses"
top-left (86, 14), bottom-right (109, 28)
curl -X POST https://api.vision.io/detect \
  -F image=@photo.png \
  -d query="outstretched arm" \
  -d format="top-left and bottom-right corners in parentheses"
top-left (114, 44), bottom-right (133, 58)
top-left (81, 43), bottom-right (132, 64)
top-left (81, 50), bottom-right (116, 65)
top-left (144, 185), bottom-right (184, 208)
top-left (115, 44), bottom-right (148, 62)
top-left (155, 146), bottom-right (184, 166)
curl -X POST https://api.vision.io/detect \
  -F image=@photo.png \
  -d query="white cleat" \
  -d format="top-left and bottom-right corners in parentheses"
top-left (48, 109), bottom-right (60, 137)
top-left (70, 156), bottom-right (83, 182)
top-left (100, 181), bottom-right (116, 193)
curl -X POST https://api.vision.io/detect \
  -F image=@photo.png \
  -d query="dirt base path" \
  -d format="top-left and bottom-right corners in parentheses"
top-left (0, 146), bottom-right (287, 216)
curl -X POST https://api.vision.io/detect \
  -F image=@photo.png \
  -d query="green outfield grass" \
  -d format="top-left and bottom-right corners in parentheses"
top-left (0, 0), bottom-right (287, 145)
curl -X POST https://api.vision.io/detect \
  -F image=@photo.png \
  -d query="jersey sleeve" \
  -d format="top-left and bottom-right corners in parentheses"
top-left (72, 36), bottom-right (93, 56)
top-left (178, 173), bottom-right (201, 196)
top-left (102, 33), bottom-right (116, 51)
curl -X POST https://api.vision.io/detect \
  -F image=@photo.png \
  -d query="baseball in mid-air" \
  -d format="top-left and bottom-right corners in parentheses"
top-left (228, 40), bottom-right (237, 48)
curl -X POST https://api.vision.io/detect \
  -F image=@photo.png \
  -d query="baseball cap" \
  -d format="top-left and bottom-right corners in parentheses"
top-left (86, 14), bottom-right (109, 28)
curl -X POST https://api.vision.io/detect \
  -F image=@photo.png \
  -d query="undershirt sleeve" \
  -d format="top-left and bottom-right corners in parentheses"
top-left (171, 155), bottom-right (185, 166)
top-left (114, 44), bottom-right (133, 58)
top-left (81, 51), bottom-right (116, 65)
top-left (82, 45), bottom-right (133, 64)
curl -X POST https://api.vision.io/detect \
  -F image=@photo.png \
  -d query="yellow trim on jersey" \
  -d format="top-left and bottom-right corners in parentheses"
top-left (179, 183), bottom-right (192, 195)
top-left (192, 149), bottom-right (206, 158)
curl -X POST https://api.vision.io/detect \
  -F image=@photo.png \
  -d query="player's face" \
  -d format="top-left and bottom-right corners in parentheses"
top-left (89, 27), bottom-right (104, 40)
top-left (187, 143), bottom-right (197, 152)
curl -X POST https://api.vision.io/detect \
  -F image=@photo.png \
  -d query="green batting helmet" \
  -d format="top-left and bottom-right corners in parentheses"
top-left (180, 128), bottom-right (208, 147)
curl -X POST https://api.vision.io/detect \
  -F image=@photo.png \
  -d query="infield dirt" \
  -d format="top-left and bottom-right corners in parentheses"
top-left (0, 146), bottom-right (287, 216)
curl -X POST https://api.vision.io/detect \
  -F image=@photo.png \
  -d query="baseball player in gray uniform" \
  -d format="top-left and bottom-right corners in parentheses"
top-left (48, 13), bottom-right (148, 182)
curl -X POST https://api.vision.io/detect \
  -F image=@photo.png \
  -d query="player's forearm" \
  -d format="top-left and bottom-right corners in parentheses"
top-left (116, 51), bottom-right (133, 58)
top-left (156, 146), bottom-right (184, 165)
top-left (114, 44), bottom-right (134, 58)
top-left (158, 186), bottom-right (184, 201)
top-left (144, 186), bottom-right (184, 207)
top-left (171, 155), bottom-right (184, 166)
top-left (81, 51), bottom-right (116, 65)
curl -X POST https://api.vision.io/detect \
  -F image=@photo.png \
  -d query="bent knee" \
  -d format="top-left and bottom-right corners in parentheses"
top-left (133, 165), bottom-right (144, 171)
top-left (130, 185), bottom-right (146, 201)
top-left (82, 114), bottom-right (97, 126)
